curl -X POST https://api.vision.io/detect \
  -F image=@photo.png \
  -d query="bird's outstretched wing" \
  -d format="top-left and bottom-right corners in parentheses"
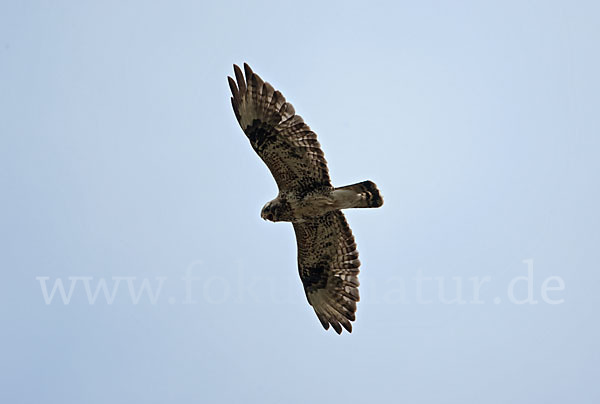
top-left (293, 211), bottom-right (360, 334)
top-left (228, 63), bottom-right (331, 193)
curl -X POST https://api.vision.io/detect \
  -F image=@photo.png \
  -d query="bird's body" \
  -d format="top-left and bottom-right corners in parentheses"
top-left (262, 180), bottom-right (381, 223)
top-left (228, 63), bottom-right (383, 334)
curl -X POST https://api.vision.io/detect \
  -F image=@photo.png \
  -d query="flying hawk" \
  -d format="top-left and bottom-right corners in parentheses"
top-left (228, 63), bottom-right (383, 334)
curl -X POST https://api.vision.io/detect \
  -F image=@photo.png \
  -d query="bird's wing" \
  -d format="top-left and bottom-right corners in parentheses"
top-left (228, 63), bottom-right (331, 193)
top-left (293, 211), bottom-right (361, 334)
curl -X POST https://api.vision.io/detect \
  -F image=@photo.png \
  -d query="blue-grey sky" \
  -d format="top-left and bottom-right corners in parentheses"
top-left (1, 1), bottom-right (599, 403)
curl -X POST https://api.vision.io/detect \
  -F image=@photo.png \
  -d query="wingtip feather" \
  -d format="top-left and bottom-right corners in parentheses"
top-left (243, 62), bottom-right (253, 78)
top-left (233, 64), bottom-right (246, 94)
top-left (228, 76), bottom-right (239, 101)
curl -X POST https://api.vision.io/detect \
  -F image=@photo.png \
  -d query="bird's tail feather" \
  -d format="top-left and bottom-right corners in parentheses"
top-left (333, 181), bottom-right (383, 209)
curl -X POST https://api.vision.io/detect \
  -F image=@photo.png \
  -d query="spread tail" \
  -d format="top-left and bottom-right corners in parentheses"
top-left (333, 181), bottom-right (384, 209)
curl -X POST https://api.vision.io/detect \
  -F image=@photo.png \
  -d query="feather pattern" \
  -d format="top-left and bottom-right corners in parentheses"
top-left (293, 211), bottom-right (360, 334)
top-left (228, 63), bottom-right (331, 192)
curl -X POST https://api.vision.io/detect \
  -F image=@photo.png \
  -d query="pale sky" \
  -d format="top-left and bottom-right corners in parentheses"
top-left (1, 1), bottom-right (599, 403)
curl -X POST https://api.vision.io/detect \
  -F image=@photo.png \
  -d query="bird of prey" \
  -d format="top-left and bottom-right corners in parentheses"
top-left (228, 63), bottom-right (383, 334)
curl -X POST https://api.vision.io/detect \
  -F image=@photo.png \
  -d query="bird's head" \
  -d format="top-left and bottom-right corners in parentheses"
top-left (261, 199), bottom-right (285, 222)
